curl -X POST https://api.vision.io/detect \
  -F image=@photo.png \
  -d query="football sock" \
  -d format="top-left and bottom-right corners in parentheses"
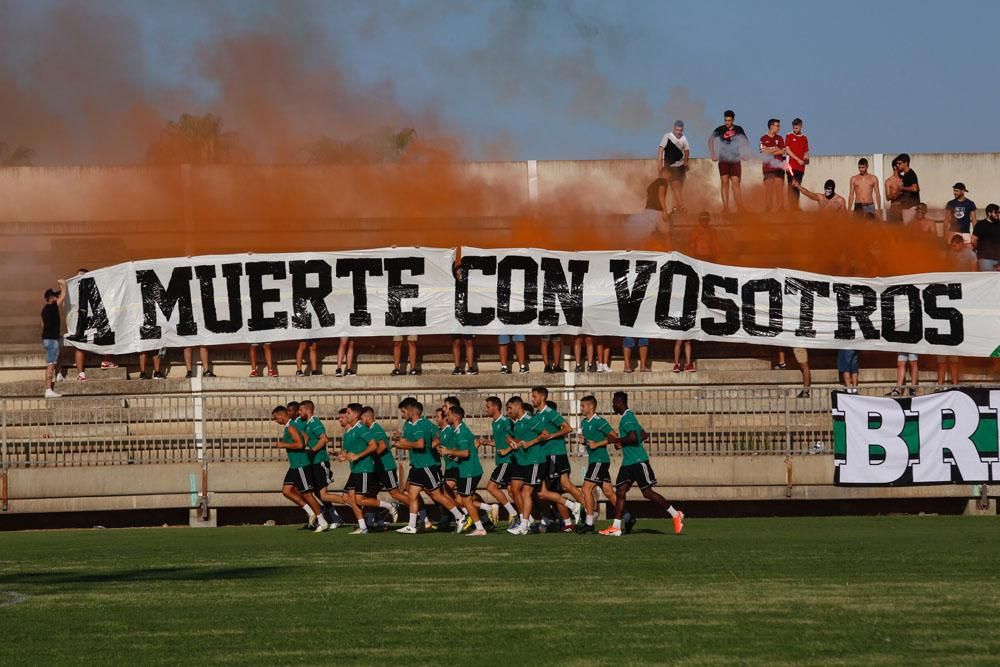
top-left (586, 514), bottom-right (595, 526)
top-left (475, 521), bottom-right (484, 531)
top-left (450, 507), bottom-right (464, 521)
top-left (379, 500), bottom-right (393, 511)
top-left (317, 515), bottom-right (329, 527)
top-left (504, 502), bottom-right (517, 517)
top-left (408, 514), bottom-right (417, 529)
top-left (566, 500), bottom-right (581, 513)
top-left (303, 505), bottom-right (315, 517)
top-left (667, 506), bottom-right (680, 518)
top-left (612, 518), bottom-right (622, 529)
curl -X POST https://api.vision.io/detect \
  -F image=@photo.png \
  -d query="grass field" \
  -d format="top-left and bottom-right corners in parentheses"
top-left (2, 517), bottom-right (1000, 665)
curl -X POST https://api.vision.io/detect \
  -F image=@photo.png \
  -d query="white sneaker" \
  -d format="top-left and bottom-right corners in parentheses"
top-left (424, 518), bottom-right (434, 531)
top-left (44, 388), bottom-right (61, 399)
top-left (571, 502), bottom-right (583, 525)
top-left (55, 373), bottom-right (65, 382)
top-left (467, 528), bottom-right (487, 537)
top-left (455, 519), bottom-right (465, 534)
top-left (350, 527), bottom-right (368, 535)
top-left (388, 503), bottom-right (399, 524)
top-left (396, 525), bottom-right (418, 534)
top-left (506, 524), bottom-right (522, 535)
top-left (77, 372), bottom-right (87, 382)
top-left (308, 514), bottom-right (318, 528)
top-left (313, 522), bottom-right (330, 533)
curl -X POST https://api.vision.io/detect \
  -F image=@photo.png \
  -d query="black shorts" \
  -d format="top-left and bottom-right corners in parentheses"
top-left (584, 462), bottom-right (612, 484)
top-left (763, 170), bottom-right (784, 181)
top-left (489, 462), bottom-right (513, 488)
top-left (616, 461), bottom-right (657, 490)
top-left (449, 334), bottom-right (475, 340)
top-left (457, 475), bottom-right (482, 497)
top-left (547, 454), bottom-right (571, 479)
top-left (283, 466), bottom-right (313, 493)
top-left (786, 170), bottom-right (804, 186)
top-left (378, 466), bottom-right (400, 491)
top-left (345, 472), bottom-right (378, 496)
top-left (513, 462), bottom-right (544, 487)
top-left (407, 466), bottom-right (442, 491)
top-left (667, 165), bottom-right (687, 182)
top-left (444, 466), bottom-right (460, 483)
top-left (308, 461), bottom-right (333, 491)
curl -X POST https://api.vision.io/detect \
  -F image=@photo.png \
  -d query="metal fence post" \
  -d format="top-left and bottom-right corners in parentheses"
top-left (783, 387), bottom-right (792, 457)
top-left (1, 399), bottom-right (7, 469)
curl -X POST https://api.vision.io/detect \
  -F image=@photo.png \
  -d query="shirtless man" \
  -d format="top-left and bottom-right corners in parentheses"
top-left (792, 179), bottom-right (846, 211)
top-left (847, 158), bottom-right (882, 218)
top-left (884, 158), bottom-right (904, 223)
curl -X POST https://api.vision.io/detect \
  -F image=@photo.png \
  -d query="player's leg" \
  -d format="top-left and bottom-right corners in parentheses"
top-left (295, 341), bottom-right (307, 374)
top-left (633, 461), bottom-right (683, 534)
top-left (487, 463), bottom-right (517, 521)
top-left (263, 343), bottom-right (275, 375)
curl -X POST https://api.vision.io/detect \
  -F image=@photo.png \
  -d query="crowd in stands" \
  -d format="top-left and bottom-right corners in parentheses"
top-left (39, 110), bottom-right (1000, 399)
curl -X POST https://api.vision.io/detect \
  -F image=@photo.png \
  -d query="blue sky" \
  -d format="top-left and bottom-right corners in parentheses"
top-left (5, 0), bottom-right (997, 162)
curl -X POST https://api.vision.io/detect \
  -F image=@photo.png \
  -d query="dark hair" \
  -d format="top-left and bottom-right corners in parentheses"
top-left (893, 153), bottom-right (910, 165)
top-left (950, 234), bottom-right (965, 244)
top-left (531, 386), bottom-right (549, 398)
top-left (524, 403), bottom-right (535, 415)
top-left (450, 405), bottom-right (465, 419)
top-left (346, 403), bottom-right (363, 415)
top-left (271, 405), bottom-right (287, 415)
top-left (485, 396), bottom-right (502, 410)
top-left (545, 400), bottom-right (557, 410)
top-left (767, 118), bottom-right (779, 128)
top-left (723, 109), bottom-right (735, 119)
top-left (361, 405), bottom-right (375, 416)
top-left (398, 396), bottom-right (417, 410)
top-left (286, 401), bottom-right (300, 410)
top-left (986, 203), bottom-right (1000, 215)
top-left (581, 395), bottom-right (597, 408)
top-left (412, 401), bottom-right (424, 415)
top-left (792, 117), bottom-right (802, 126)
top-left (858, 157), bottom-right (868, 166)
top-left (444, 395), bottom-right (461, 408)
top-left (338, 407), bottom-right (348, 415)
top-left (506, 395), bottom-right (524, 408)
top-left (299, 400), bottom-right (314, 411)
top-left (612, 391), bottom-right (629, 405)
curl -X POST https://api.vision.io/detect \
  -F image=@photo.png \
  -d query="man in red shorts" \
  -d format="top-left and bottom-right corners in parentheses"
top-left (708, 110), bottom-right (747, 214)
top-left (759, 118), bottom-right (786, 212)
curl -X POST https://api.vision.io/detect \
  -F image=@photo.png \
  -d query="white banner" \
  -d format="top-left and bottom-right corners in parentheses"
top-left (65, 246), bottom-right (1000, 357)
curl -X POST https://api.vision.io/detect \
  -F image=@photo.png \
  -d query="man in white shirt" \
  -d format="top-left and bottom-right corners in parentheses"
top-left (658, 120), bottom-right (691, 212)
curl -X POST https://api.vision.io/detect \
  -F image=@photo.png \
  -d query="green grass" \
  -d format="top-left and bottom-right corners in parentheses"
top-left (2, 517), bottom-right (1000, 665)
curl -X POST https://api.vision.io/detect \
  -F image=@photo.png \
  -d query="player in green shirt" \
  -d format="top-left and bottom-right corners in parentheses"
top-left (271, 405), bottom-right (330, 532)
top-left (577, 395), bottom-right (619, 534)
top-left (336, 403), bottom-right (379, 535)
top-left (361, 406), bottom-right (408, 521)
top-left (435, 406), bottom-right (463, 510)
top-left (392, 397), bottom-right (465, 534)
top-left (298, 400), bottom-right (344, 529)
top-left (482, 396), bottom-right (520, 526)
top-left (603, 391), bottom-right (684, 537)
top-left (504, 395), bottom-right (547, 535)
top-left (438, 406), bottom-right (488, 536)
top-left (529, 386), bottom-right (586, 532)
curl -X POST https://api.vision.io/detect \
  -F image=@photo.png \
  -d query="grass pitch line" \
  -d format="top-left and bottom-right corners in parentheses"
top-left (0, 591), bottom-right (30, 608)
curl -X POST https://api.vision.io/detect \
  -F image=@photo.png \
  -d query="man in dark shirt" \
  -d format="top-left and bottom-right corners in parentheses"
top-left (945, 183), bottom-right (977, 234)
top-left (708, 109), bottom-right (748, 214)
top-left (41, 283), bottom-right (66, 398)
top-left (893, 154), bottom-right (920, 222)
top-left (972, 203), bottom-right (1000, 271)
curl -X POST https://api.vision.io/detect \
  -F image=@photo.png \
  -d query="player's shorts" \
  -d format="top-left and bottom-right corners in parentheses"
top-left (444, 466), bottom-right (460, 483)
top-left (345, 472), bottom-right (379, 496)
top-left (718, 160), bottom-right (742, 178)
top-left (667, 165), bottom-right (687, 182)
top-left (308, 461), bottom-right (333, 491)
top-left (792, 347), bottom-right (808, 364)
top-left (854, 203), bottom-right (877, 216)
top-left (489, 462), bottom-right (513, 488)
top-left (897, 353), bottom-right (918, 363)
top-left (392, 335), bottom-right (418, 342)
top-left (762, 170), bottom-right (784, 181)
top-left (498, 335), bottom-right (526, 344)
top-left (42, 339), bottom-right (60, 364)
top-left (457, 475), bottom-right (482, 497)
top-left (584, 461), bottom-right (612, 484)
top-left (283, 466), bottom-right (313, 493)
top-left (378, 466), bottom-right (400, 491)
top-left (837, 349), bottom-right (859, 374)
top-left (407, 465), bottom-right (442, 491)
top-left (513, 462), bottom-right (545, 487)
top-left (616, 461), bottom-right (657, 490)
top-left (547, 454), bottom-right (571, 479)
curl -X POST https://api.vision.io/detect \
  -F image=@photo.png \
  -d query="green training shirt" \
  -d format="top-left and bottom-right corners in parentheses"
top-left (491, 415), bottom-right (513, 464)
top-left (453, 422), bottom-right (483, 478)
top-left (282, 422), bottom-right (310, 468)
top-left (618, 409), bottom-right (649, 465)
top-left (581, 414), bottom-right (613, 464)
top-left (536, 405), bottom-right (568, 456)
top-left (513, 414), bottom-right (546, 465)
top-left (404, 417), bottom-right (440, 469)
top-left (440, 425), bottom-right (460, 470)
top-left (367, 422), bottom-right (395, 472)
top-left (342, 422), bottom-right (376, 473)
top-left (302, 416), bottom-right (329, 464)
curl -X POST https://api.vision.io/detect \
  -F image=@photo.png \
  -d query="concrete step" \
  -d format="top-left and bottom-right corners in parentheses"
top-left (695, 358), bottom-right (772, 371)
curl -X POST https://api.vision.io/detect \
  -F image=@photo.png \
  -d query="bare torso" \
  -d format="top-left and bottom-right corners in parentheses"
top-left (850, 174), bottom-right (878, 204)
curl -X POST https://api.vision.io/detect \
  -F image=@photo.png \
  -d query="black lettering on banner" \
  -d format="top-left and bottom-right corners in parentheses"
top-left (384, 257), bottom-right (427, 327)
top-left (497, 256), bottom-right (538, 325)
top-left (923, 283), bottom-right (964, 346)
top-left (137, 267), bottom-right (198, 339)
top-left (539, 258), bottom-right (588, 326)
top-left (880, 284), bottom-right (922, 344)
top-left (289, 260), bottom-right (336, 329)
top-left (785, 278), bottom-right (830, 338)
top-left (195, 264), bottom-right (243, 334)
top-left (610, 259), bottom-right (656, 327)
top-left (66, 277), bottom-right (116, 345)
top-left (455, 256), bottom-right (497, 326)
top-left (833, 283), bottom-right (880, 340)
top-left (654, 260), bottom-right (699, 331)
top-left (741, 278), bottom-right (783, 337)
top-left (700, 273), bottom-right (740, 336)
top-left (336, 258), bottom-right (383, 327)
top-left (246, 261), bottom-right (289, 332)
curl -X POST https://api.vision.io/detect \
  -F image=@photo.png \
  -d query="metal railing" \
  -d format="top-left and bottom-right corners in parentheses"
top-left (0, 383), bottom-right (967, 468)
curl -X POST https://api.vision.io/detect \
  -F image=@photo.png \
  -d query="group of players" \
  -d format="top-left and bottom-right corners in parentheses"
top-left (271, 388), bottom-right (684, 537)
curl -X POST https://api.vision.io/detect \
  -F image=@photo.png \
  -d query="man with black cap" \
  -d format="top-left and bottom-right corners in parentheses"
top-left (972, 204), bottom-right (1000, 272)
top-left (791, 179), bottom-right (846, 211)
top-left (41, 282), bottom-right (66, 398)
top-left (945, 183), bottom-right (977, 234)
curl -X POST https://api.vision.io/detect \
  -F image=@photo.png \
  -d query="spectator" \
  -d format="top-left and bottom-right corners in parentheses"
top-left (498, 335), bottom-right (527, 374)
top-left (635, 167), bottom-right (671, 238)
top-left (793, 348), bottom-right (811, 398)
top-left (785, 118), bottom-right (809, 210)
top-left (451, 334), bottom-right (476, 375)
top-left (573, 335), bottom-right (599, 373)
top-left (792, 179), bottom-right (846, 211)
top-left (884, 159), bottom-right (904, 223)
top-left (949, 233), bottom-right (978, 270)
top-left (183, 346), bottom-right (213, 378)
top-left (296, 340), bottom-right (321, 376)
top-left (838, 349), bottom-right (860, 394)
top-left (945, 183), bottom-right (977, 234)
top-left (909, 203), bottom-right (935, 236)
top-left (658, 120), bottom-right (690, 212)
top-left (596, 341), bottom-right (612, 373)
top-left (673, 340), bottom-right (693, 373)
top-left (42, 285), bottom-right (65, 398)
top-left (708, 110), bottom-right (748, 214)
top-left (70, 268), bottom-right (117, 381)
top-left (249, 343), bottom-right (276, 377)
top-left (847, 158), bottom-right (882, 218)
top-left (893, 154), bottom-right (920, 223)
top-left (540, 335), bottom-right (565, 374)
top-left (391, 336), bottom-right (418, 375)
top-left (139, 348), bottom-right (165, 380)
top-left (937, 355), bottom-right (960, 386)
top-left (887, 353), bottom-right (919, 397)
top-left (336, 336), bottom-right (356, 376)
top-left (622, 337), bottom-right (650, 373)
top-left (759, 119), bottom-right (786, 212)
top-left (972, 203), bottom-right (1000, 271)
top-left (690, 211), bottom-right (719, 262)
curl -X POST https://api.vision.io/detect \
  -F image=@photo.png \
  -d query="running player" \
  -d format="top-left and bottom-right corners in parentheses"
top-left (530, 387), bottom-right (585, 531)
top-left (361, 406), bottom-right (407, 521)
top-left (577, 395), bottom-right (618, 534)
top-left (393, 398), bottom-right (465, 534)
top-left (482, 396), bottom-right (520, 525)
top-left (505, 396), bottom-right (546, 535)
top-left (299, 400), bottom-right (344, 529)
top-left (337, 403), bottom-right (379, 535)
top-left (335, 406), bottom-right (402, 529)
top-left (272, 405), bottom-right (329, 532)
top-left (439, 405), bottom-right (487, 536)
top-left (601, 391), bottom-right (684, 537)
